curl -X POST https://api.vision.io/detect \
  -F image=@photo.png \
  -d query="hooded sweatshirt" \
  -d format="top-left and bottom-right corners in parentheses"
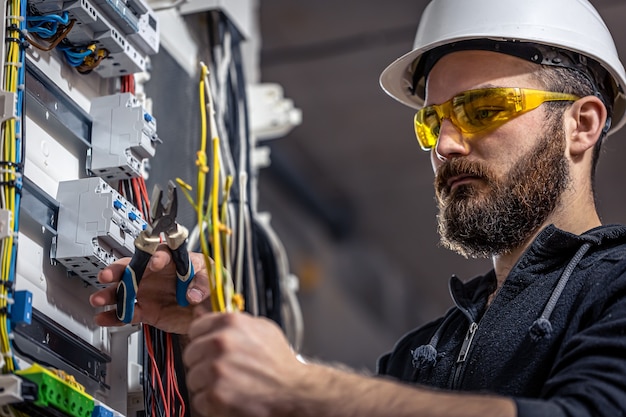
top-left (377, 224), bottom-right (626, 417)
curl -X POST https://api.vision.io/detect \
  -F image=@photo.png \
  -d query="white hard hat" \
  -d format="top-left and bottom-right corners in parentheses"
top-left (379, 0), bottom-right (626, 135)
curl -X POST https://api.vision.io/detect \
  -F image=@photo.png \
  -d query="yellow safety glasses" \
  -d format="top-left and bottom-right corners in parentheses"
top-left (414, 87), bottom-right (580, 151)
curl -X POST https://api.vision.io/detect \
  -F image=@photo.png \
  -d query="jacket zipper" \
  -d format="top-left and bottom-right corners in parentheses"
top-left (451, 321), bottom-right (478, 389)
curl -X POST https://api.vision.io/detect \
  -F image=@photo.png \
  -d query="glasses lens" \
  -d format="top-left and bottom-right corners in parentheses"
top-left (455, 89), bottom-right (515, 132)
top-left (415, 107), bottom-right (440, 150)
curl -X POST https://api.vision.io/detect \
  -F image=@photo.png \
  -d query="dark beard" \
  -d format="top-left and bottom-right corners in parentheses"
top-left (435, 121), bottom-right (569, 258)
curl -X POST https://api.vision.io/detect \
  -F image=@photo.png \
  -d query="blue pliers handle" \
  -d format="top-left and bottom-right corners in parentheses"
top-left (116, 231), bottom-right (160, 323)
top-left (166, 224), bottom-right (195, 307)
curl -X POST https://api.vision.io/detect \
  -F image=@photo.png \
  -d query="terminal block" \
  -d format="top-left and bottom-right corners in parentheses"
top-left (63, 0), bottom-right (148, 76)
top-left (91, 0), bottom-right (159, 55)
top-left (52, 177), bottom-right (147, 287)
top-left (88, 92), bottom-right (159, 181)
top-left (29, 0), bottom-right (150, 76)
top-left (16, 363), bottom-right (95, 417)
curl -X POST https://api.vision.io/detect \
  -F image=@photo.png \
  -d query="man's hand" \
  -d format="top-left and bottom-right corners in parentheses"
top-left (89, 247), bottom-right (211, 334)
top-left (183, 310), bottom-right (307, 417)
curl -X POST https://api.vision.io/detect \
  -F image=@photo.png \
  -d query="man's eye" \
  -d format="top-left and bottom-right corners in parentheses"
top-left (473, 108), bottom-right (502, 120)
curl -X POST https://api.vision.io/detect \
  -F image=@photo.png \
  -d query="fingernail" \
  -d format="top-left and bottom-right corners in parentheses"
top-left (188, 288), bottom-right (204, 303)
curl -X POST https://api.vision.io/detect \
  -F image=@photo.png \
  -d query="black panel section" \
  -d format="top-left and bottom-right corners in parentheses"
top-left (143, 46), bottom-right (200, 231)
top-left (21, 176), bottom-right (59, 235)
top-left (25, 62), bottom-right (92, 147)
top-left (12, 308), bottom-right (110, 389)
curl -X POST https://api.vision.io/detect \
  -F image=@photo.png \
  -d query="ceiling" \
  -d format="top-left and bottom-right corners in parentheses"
top-left (253, 0), bottom-right (626, 370)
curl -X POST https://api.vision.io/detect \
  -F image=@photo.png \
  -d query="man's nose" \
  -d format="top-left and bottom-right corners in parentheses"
top-left (433, 119), bottom-right (470, 162)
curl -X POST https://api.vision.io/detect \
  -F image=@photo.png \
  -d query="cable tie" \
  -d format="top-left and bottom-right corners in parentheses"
top-left (0, 170), bottom-right (17, 177)
top-left (0, 280), bottom-right (14, 289)
top-left (4, 61), bottom-right (23, 68)
top-left (0, 294), bottom-right (14, 304)
top-left (5, 37), bottom-right (22, 44)
top-left (0, 161), bottom-right (24, 169)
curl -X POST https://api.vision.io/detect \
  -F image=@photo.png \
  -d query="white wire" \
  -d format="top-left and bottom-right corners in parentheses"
top-left (256, 216), bottom-right (304, 351)
top-left (234, 172), bottom-right (247, 295)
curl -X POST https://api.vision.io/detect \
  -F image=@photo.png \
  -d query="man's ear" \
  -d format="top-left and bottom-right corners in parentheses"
top-left (566, 95), bottom-right (607, 157)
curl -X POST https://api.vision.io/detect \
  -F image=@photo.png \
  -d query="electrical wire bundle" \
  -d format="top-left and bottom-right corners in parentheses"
top-left (177, 61), bottom-right (240, 314)
top-left (1, 0), bottom-right (26, 376)
top-left (25, 10), bottom-right (109, 73)
top-left (117, 166), bottom-right (188, 417)
top-left (178, 12), bottom-right (257, 316)
top-left (179, 11), bottom-right (303, 350)
top-left (117, 74), bottom-right (188, 417)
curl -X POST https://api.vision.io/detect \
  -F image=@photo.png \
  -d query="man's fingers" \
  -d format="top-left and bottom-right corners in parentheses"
top-left (89, 284), bottom-right (117, 307)
top-left (185, 275), bottom-right (211, 304)
top-left (147, 246), bottom-right (173, 272)
top-left (97, 258), bottom-right (130, 284)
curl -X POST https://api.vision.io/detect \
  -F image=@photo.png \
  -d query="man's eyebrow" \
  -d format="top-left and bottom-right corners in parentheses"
top-left (425, 83), bottom-right (501, 105)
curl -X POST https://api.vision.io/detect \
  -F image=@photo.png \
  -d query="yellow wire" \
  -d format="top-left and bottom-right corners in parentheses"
top-left (1, 0), bottom-right (22, 373)
top-left (210, 137), bottom-right (225, 311)
top-left (220, 176), bottom-right (241, 310)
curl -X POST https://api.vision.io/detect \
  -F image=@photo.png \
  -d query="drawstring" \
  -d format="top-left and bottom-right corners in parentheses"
top-left (411, 311), bottom-right (457, 369)
top-left (529, 242), bottom-right (592, 342)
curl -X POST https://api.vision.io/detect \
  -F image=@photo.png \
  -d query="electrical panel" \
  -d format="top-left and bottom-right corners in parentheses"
top-left (0, 0), bottom-right (302, 416)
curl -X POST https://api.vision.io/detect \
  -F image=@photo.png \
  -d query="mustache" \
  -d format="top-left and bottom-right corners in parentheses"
top-left (435, 159), bottom-right (492, 196)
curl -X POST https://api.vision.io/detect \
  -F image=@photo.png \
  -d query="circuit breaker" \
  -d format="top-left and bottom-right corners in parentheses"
top-left (52, 177), bottom-right (147, 287)
top-left (89, 92), bottom-right (159, 180)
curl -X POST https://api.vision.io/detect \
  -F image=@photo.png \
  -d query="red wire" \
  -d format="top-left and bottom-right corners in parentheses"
top-left (168, 333), bottom-right (186, 416)
top-left (143, 324), bottom-right (170, 417)
top-left (121, 74), bottom-right (135, 94)
top-left (138, 177), bottom-right (151, 217)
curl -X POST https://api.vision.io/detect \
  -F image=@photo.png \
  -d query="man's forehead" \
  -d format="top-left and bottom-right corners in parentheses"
top-left (425, 51), bottom-right (538, 101)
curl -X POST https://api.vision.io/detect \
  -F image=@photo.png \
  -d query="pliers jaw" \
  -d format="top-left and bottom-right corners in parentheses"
top-left (149, 180), bottom-right (179, 238)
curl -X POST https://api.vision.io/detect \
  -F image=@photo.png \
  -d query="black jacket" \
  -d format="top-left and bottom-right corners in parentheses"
top-left (377, 224), bottom-right (626, 417)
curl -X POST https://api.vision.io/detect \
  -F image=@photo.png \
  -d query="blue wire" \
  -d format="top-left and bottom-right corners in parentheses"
top-left (58, 45), bottom-right (93, 67)
top-left (26, 12), bottom-right (69, 38)
top-left (28, 23), bottom-right (58, 38)
top-left (26, 11), bottom-right (69, 25)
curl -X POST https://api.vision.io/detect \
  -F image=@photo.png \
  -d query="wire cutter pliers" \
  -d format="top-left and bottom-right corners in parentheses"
top-left (116, 180), bottom-right (195, 323)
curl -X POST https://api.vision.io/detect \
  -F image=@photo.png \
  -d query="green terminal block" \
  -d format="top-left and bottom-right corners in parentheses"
top-left (15, 363), bottom-right (95, 417)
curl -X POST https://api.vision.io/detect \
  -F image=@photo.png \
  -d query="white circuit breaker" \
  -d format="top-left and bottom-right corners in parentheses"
top-left (88, 92), bottom-right (159, 180)
top-left (52, 177), bottom-right (147, 287)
